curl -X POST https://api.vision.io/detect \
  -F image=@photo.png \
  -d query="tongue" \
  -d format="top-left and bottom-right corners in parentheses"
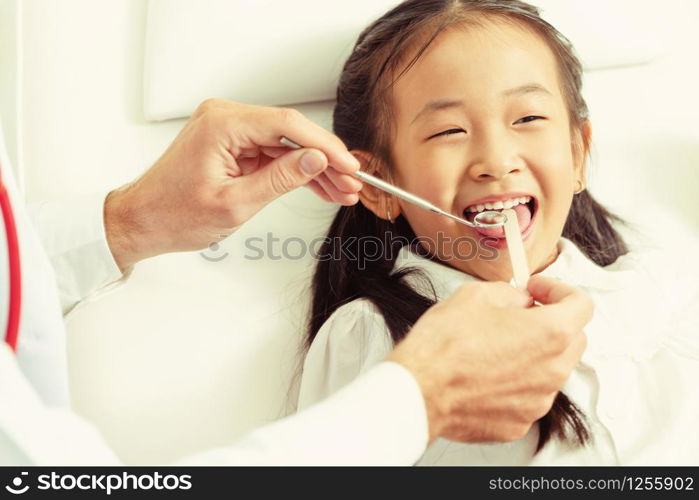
top-left (473, 203), bottom-right (531, 238)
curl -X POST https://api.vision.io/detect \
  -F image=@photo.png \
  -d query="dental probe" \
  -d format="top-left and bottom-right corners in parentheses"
top-left (279, 136), bottom-right (507, 229)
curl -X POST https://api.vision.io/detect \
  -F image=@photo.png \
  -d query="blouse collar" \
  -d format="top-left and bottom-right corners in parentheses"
top-left (393, 238), bottom-right (636, 300)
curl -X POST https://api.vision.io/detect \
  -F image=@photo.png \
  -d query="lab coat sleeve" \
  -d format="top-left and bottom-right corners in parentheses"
top-left (179, 361), bottom-right (429, 466)
top-left (26, 192), bottom-right (126, 316)
top-left (1, 342), bottom-right (428, 465)
top-left (182, 301), bottom-right (428, 465)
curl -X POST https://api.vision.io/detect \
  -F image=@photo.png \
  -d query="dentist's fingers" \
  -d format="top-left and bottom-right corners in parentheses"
top-left (104, 99), bottom-right (362, 270)
top-left (524, 276), bottom-right (591, 374)
top-left (306, 179), bottom-right (333, 203)
top-left (232, 148), bottom-right (359, 205)
top-left (527, 275), bottom-right (594, 329)
top-left (233, 148), bottom-right (358, 214)
top-left (235, 148), bottom-right (328, 216)
top-left (193, 99), bottom-right (360, 174)
top-left (560, 321), bottom-right (588, 366)
top-left (264, 146), bottom-right (362, 195)
top-left (237, 153), bottom-right (268, 176)
top-left (527, 275), bottom-right (575, 305)
top-left (387, 279), bottom-right (584, 444)
top-left (258, 146), bottom-right (290, 158)
top-left (323, 167), bottom-right (364, 194)
top-left (314, 173), bottom-right (360, 206)
top-left (261, 141), bottom-right (362, 195)
top-left (467, 280), bottom-right (533, 308)
top-left (266, 109), bottom-right (361, 174)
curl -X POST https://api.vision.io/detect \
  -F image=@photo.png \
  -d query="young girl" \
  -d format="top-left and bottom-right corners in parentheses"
top-left (297, 0), bottom-right (699, 465)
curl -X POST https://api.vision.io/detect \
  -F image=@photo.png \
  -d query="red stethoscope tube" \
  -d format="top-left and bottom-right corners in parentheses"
top-left (0, 163), bottom-right (21, 353)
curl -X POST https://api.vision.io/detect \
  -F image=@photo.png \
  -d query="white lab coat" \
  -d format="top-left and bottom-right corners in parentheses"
top-left (0, 123), bottom-right (428, 465)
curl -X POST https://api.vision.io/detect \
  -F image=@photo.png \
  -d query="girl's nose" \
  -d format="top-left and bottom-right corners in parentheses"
top-left (467, 136), bottom-right (524, 181)
top-left (470, 161), bottom-right (522, 181)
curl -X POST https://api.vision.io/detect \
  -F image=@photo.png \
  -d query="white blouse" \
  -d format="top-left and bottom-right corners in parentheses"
top-left (297, 238), bottom-right (699, 465)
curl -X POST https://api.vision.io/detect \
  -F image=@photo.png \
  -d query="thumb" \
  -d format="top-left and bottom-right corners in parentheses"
top-left (527, 275), bottom-right (577, 306)
top-left (452, 281), bottom-right (533, 309)
top-left (527, 274), bottom-right (594, 325)
top-left (244, 148), bottom-right (328, 209)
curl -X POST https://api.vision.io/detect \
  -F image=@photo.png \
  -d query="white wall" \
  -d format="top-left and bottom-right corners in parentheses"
top-left (0, 0), bottom-right (22, 186)
top-left (582, 16), bottom-right (699, 233)
top-left (10, 0), bottom-right (699, 464)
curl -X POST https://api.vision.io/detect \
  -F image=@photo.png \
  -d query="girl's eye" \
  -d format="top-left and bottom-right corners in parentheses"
top-left (428, 128), bottom-right (465, 140)
top-left (515, 115), bottom-right (545, 124)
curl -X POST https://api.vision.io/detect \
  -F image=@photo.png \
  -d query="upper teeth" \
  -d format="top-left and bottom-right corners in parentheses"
top-left (466, 196), bottom-right (532, 213)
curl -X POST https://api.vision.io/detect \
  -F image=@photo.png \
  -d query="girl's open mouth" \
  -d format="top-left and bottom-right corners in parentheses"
top-left (462, 195), bottom-right (538, 241)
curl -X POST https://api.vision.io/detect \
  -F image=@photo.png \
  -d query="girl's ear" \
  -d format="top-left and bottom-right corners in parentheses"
top-left (573, 120), bottom-right (592, 190)
top-left (353, 151), bottom-right (401, 222)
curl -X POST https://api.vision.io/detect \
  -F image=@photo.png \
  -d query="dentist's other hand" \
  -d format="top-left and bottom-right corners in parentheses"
top-left (388, 276), bottom-right (592, 444)
top-left (104, 99), bottom-right (362, 271)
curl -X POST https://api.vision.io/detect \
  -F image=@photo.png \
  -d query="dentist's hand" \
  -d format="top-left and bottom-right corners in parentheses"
top-left (104, 99), bottom-right (362, 271)
top-left (388, 275), bottom-right (592, 444)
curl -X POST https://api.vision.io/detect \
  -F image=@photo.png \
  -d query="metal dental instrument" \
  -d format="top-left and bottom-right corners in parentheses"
top-left (279, 136), bottom-right (507, 229)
